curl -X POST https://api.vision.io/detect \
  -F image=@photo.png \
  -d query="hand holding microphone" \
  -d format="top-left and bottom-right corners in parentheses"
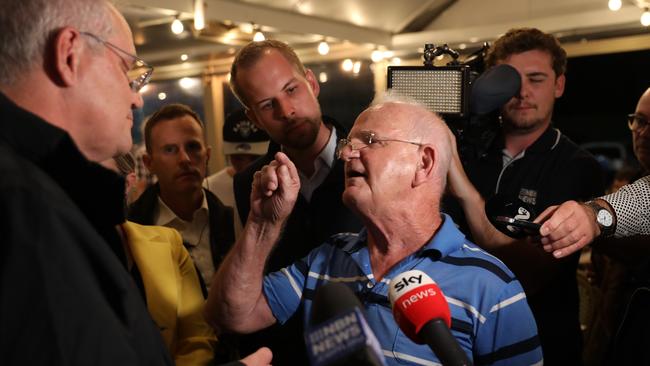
top-left (388, 270), bottom-right (472, 366)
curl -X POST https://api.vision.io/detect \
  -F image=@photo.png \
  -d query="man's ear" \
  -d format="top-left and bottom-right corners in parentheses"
top-left (53, 27), bottom-right (84, 87)
top-left (413, 146), bottom-right (435, 187)
top-left (142, 153), bottom-right (153, 172)
top-left (304, 68), bottom-right (320, 98)
top-left (125, 172), bottom-right (137, 191)
top-left (554, 74), bottom-right (566, 98)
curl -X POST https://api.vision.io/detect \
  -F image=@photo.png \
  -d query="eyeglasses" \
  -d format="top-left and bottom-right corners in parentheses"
top-left (336, 130), bottom-right (423, 159)
top-left (628, 113), bottom-right (649, 132)
top-left (80, 31), bottom-right (153, 92)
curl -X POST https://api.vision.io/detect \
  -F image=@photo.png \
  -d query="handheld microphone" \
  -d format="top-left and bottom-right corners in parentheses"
top-left (470, 64), bottom-right (521, 115)
top-left (305, 282), bottom-right (387, 366)
top-left (388, 270), bottom-right (472, 366)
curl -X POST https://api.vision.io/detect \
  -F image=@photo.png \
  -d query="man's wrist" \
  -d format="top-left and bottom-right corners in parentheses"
top-left (584, 199), bottom-right (616, 237)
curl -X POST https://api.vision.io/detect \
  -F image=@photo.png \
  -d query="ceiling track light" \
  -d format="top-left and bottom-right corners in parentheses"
top-left (608, 0), bottom-right (622, 11)
top-left (317, 40), bottom-right (330, 55)
top-left (194, 0), bottom-right (205, 30)
top-left (250, 23), bottom-right (265, 42)
top-left (171, 16), bottom-right (184, 35)
top-left (607, 1), bottom-right (650, 26)
top-left (371, 49), bottom-right (384, 63)
top-left (253, 30), bottom-right (265, 42)
top-left (341, 59), bottom-right (353, 72)
top-left (642, 8), bottom-right (650, 26)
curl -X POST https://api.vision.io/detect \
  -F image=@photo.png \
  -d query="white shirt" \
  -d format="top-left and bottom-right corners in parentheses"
top-left (154, 192), bottom-right (214, 288)
top-left (296, 126), bottom-right (337, 202)
top-left (205, 167), bottom-right (243, 238)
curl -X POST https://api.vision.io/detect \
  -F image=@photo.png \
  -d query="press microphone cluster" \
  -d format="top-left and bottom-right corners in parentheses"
top-left (304, 282), bottom-right (387, 366)
top-left (388, 270), bottom-right (472, 366)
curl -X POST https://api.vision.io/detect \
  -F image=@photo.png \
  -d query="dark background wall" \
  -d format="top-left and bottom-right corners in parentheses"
top-left (555, 49), bottom-right (650, 152)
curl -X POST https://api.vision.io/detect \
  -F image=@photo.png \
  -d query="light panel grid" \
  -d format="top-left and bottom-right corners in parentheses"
top-left (390, 69), bottom-right (463, 114)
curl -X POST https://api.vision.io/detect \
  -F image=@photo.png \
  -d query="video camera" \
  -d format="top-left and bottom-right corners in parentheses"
top-left (387, 43), bottom-right (521, 160)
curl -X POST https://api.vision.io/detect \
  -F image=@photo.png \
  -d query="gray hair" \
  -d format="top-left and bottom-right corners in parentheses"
top-left (0, 0), bottom-right (113, 85)
top-left (369, 90), bottom-right (427, 110)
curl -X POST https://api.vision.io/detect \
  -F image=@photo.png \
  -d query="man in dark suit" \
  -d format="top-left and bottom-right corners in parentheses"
top-left (0, 0), bottom-right (170, 364)
top-left (128, 103), bottom-right (235, 294)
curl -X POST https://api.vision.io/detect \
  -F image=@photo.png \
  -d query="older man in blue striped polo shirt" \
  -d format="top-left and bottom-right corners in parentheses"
top-left (207, 95), bottom-right (543, 365)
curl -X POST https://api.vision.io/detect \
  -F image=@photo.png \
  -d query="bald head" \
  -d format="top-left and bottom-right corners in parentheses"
top-left (340, 95), bottom-right (453, 222)
top-left (362, 97), bottom-right (452, 188)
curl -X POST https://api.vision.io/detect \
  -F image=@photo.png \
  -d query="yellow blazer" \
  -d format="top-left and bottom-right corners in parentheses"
top-left (122, 221), bottom-right (217, 366)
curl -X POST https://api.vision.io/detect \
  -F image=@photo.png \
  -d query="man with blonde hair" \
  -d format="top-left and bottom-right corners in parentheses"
top-left (226, 39), bottom-right (362, 363)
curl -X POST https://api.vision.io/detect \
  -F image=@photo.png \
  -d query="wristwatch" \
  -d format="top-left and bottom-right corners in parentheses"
top-left (584, 200), bottom-right (615, 237)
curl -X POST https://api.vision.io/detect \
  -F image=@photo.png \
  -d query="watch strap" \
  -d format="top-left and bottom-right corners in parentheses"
top-left (584, 200), bottom-right (615, 237)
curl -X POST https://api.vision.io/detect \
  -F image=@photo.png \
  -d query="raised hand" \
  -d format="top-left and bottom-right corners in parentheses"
top-left (250, 152), bottom-right (300, 224)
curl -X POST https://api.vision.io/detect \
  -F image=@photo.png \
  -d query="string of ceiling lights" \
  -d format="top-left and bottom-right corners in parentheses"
top-left (165, 0), bottom-right (650, 73)
top-left (607, 0), bottom-right (650, 26)
top-left (163, 0), bottom-right (401, 74)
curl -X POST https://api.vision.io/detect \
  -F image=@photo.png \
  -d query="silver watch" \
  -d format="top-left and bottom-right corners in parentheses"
top-left (584, 201), bottom-right (614, 237)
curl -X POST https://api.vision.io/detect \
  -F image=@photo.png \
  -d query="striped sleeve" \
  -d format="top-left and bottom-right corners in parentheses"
top-left (474, 279), bottom-right (543, 365)
top-left (262, 255), bottom-right (311, 324)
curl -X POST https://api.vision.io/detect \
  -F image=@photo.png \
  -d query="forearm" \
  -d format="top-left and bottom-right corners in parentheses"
top-left (446, 146), bottom-right (514, 249)
top-left (456, 188), bottom-right (515, 250)
top-left (206, 218), bottom-right (282, 333)
top-left (601, 175), bottom-right (650, 237)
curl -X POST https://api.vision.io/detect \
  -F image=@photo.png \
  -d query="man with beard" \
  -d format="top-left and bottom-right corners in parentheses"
top-left (445, 28), bottom-right (604, 365)
top-left (128, 103), bottom-right (235, 295)
top-left (228, 40), bottom-right (363, 364)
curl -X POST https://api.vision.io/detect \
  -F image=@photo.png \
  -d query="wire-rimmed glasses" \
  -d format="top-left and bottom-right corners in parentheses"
top-left (80, 31), bottom-right (153, 92)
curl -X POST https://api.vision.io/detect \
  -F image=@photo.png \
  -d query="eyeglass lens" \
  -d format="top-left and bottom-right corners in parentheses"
top-left (629, 114), bottom-right (649, 131)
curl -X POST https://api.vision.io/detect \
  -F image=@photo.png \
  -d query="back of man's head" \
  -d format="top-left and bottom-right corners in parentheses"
top-left (0, 0), bottom-right (112, 86)
top-left (144, 103), bottom-right (205, 154)
top-left (486, 27), bottom-right (567, 77)
top-left (229, 39), bottom-right (306, 106)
